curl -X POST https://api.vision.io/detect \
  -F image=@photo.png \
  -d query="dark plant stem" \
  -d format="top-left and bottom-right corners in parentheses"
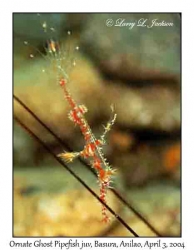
top-left (14, 94), bottom-right (162, 236)
top-left (14, 115), bottom-right (139, 237)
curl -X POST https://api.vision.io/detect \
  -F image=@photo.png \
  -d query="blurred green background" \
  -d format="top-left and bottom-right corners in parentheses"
top-left (13, 13), bottom-right (181, 237)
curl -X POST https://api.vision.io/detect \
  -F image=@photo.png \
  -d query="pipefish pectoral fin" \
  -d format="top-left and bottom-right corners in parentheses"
top-left (58, 151), bottom-right (80, 163)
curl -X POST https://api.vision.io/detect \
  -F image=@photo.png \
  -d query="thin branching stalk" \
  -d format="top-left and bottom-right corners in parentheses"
top-left (14, 115), bottom-right (139, 237)
top-left (14, 95), bottom-right (162, 236)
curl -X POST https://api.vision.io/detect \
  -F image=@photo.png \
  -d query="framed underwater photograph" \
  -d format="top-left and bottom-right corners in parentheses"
top-left (13, 12), bottom-right (181, 239)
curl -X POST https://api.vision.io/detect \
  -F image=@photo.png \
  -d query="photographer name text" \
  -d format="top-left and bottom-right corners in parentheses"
top-left (106, 18), bottom-right (174, 29)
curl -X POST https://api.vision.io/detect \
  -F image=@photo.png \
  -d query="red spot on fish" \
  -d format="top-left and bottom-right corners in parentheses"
top-left (60, 78), bottom-right (66, 86)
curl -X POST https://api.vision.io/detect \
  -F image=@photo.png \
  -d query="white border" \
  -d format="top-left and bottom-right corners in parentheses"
top-left (0, 0), bottom-right (192, 249)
